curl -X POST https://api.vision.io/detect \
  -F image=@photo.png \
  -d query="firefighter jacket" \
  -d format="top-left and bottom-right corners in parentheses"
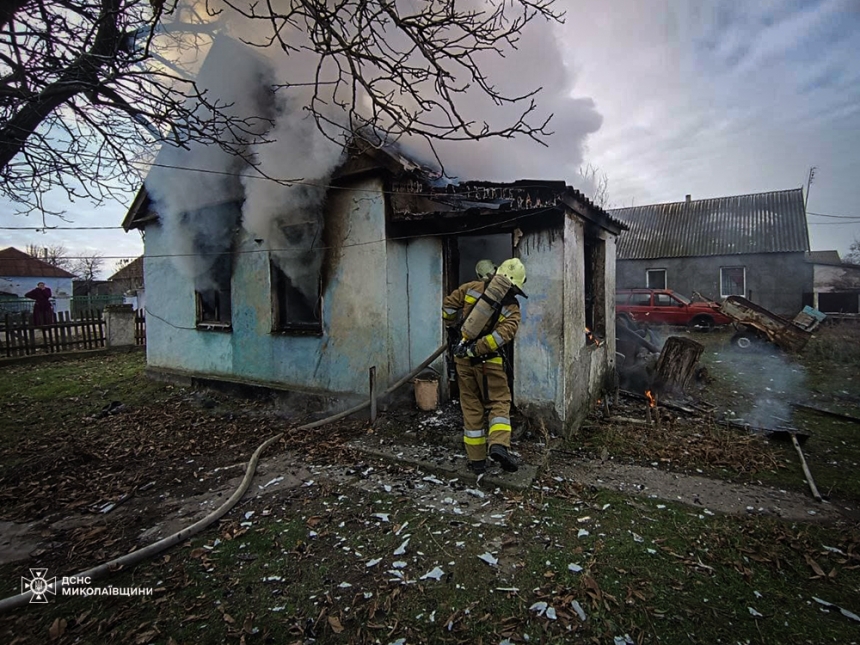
top-left (442, 280), bottom-right (521, 362)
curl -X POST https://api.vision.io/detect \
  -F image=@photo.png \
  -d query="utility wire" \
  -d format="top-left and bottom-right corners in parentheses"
top-left (0, 207), bottom-right (556, 261)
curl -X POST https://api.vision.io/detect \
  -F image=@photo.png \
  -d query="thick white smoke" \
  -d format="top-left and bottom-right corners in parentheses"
top-left (145, 36), bottom-right (275, 286)
top-left (146, 1), bottom-right (604, 292)
top-left (240, 94), bottom-right (345, 303)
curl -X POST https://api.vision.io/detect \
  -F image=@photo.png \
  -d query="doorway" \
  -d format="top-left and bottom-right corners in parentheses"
top-left (446, 233), bottom-right (516, 399)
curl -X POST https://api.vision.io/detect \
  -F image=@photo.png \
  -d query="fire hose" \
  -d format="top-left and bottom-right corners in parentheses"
top-left (0, 343), bottom-right (448, 612)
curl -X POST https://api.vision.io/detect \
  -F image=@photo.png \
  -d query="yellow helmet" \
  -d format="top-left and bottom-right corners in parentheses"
top-left (497, 258), bottom-right (526, 292)
top-left (475, 259), bottom-right (497, 281)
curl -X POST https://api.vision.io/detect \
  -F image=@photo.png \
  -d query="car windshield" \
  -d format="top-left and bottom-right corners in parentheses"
top-left (673, 292), bottom-right (692, 304)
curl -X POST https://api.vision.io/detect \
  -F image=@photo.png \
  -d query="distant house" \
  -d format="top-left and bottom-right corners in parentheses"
top-left (805, 251), bottom-right (860, 314)
top-left (0, 247), bottom-right (74, 314)
top-left (610, 189), bottom-right (811, 315)
top-left (107, 256), bottom-right (145, 310)
top-left (123, 144), bottom-right (625, 436)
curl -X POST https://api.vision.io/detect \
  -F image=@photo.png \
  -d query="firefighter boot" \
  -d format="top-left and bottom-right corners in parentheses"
top-left (489, 444), bottom-right (518, 472)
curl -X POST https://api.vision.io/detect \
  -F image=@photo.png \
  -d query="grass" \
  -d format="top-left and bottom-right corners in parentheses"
top-left (1, 345), bottom-right (859, 644)
top-left (4, 484), bottom-right (858, 644)
top-left (0, 351), bottom-right (165, 450)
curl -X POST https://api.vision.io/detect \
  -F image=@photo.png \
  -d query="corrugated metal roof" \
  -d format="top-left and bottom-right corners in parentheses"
top-left (0, 247), bottom-right (76, 278)
top-left (610, 188), bottom-right (809, 260)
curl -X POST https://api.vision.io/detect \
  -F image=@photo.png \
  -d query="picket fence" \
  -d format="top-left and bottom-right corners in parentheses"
top-left (1, 310), bottom-right (146, 357)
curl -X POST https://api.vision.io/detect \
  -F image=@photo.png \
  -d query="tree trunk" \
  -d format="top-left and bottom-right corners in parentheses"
top-left (654, 336), bottom-right (704, 396)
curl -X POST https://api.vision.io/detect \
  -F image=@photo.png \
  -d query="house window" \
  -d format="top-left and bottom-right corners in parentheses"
top-left (720, 267), bottom-right (746, 298)
top-left (195, 252), bottom-right (232, 328)
top-left (646, 269), bottom-right (666, 289)
top-left (271, 260), bottom-right (322, 333)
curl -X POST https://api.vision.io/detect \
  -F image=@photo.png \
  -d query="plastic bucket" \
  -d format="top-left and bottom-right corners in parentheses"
top-left (414, 376), bottom-right (439, 411)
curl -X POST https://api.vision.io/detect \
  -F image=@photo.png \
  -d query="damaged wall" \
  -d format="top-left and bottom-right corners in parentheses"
top-left (512, 215), bottom-right (617, 437)
top-left (514, 227), bottom-right (566, 429)
top-left (143, 176), bottom-right (444, 403)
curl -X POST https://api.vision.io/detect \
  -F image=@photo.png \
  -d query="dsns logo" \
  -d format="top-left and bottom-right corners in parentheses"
top-left (21, 568), bottom-right (57, 603)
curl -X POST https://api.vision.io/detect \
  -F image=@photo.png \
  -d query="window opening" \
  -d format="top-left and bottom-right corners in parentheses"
top-left (720, 267), bottom-right (746, 298)
top-left (646, 268), bottom-right (666, 289)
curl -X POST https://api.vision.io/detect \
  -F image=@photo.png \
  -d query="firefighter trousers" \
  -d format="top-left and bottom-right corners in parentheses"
top-left (455, 356), bottom-right (512, 462)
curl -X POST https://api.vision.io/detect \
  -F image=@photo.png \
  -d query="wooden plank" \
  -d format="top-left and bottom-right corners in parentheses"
top-left (58, 311), bottom-right (68, 352)
top-left (26, 312), bottom-right (35, 355)
top-left (96, 311), bottom-right (105, 347)
top-left (3, 314), bottom-right (10, 357)
top-left (83, 310), bottom-right (93, 349)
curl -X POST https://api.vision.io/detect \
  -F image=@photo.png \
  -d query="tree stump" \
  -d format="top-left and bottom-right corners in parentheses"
top-left (654, 336), bottom-right (704, 396)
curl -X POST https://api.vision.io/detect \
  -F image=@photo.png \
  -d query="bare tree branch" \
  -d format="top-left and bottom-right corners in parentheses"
top-left (1, 0), bottom-right (564, 218)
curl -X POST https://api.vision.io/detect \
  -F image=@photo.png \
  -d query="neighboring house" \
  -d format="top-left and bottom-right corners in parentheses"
top-left (0, 247), bottom-right (74, 314)
top-left (123, 144), bottom-right (625, 435)
top-left (611, 189), bottom-right (811, 315)
top-left (109, 256), bottom-right (145, 310)
top-left (805, 251), bottom-right (860, 313)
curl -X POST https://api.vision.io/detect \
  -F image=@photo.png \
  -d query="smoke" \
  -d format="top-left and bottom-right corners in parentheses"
top-left (145, 2), bottom-right (604, 295)
top-left (715, 348), bottom-right (806, 429)
top-left (240, 93), bottom-right (345, 304)
top-left (145, 37), bottom-right (276, 287)
top-left (399, 14), bottom-right (603, 185)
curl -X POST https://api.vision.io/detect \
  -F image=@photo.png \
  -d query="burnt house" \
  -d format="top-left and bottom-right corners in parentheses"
top-left (611, 188), bottom-right (811, 315)
top-left (123, 144), bottom-right (625, 436)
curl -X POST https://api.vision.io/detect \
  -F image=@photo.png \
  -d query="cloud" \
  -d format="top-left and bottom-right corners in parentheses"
top-left (561, 0), bottom-right (860, 252)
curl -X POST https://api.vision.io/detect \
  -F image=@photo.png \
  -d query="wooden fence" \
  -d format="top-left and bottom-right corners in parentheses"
top-left (2, 310), bottom-right (106, 357)
top-left (2, 309), bottom-right (147, 358)
top-left (135, 310), bottom-right (146, 346)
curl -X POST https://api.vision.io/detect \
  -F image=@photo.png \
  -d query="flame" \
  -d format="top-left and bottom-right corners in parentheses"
top-left (645, 390), bottom-right (656, 408)
top-left (585, 327), bottom-right (603, 346)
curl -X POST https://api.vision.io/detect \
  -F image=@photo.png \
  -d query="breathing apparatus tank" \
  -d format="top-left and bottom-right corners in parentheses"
top-left (459, 272), bottom-right (514, 342)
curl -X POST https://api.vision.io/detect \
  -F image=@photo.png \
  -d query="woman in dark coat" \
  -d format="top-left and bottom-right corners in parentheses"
top-left (25, 282), bottom-right (53, 326)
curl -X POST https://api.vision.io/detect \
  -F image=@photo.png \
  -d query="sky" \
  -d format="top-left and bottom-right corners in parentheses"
top-left (2, 0), bottom-right (859, 276)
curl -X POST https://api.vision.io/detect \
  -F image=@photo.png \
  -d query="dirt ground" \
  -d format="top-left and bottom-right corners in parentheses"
top-left (0, 329), bottom-right (858, 643)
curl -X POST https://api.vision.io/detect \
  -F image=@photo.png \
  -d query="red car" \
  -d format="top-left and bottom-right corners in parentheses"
top-left (616, 289), bottom-right (732, 330)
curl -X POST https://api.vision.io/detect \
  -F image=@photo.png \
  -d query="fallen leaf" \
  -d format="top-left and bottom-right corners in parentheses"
top-left (223, 613), bottom-right (235, 624)
top-left (328, 616), bottom-right (344, 633)
top-left (49, 618), bottom-right (67, 641)
top-left (805, 555), bottom-right (826, 577)
top-left (135, 630), bottom-right (158, 644)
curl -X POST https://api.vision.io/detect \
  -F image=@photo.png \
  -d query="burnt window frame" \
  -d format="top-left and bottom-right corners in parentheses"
top-left (194, 252), bottom-right (234, 331)
top-left (270, 258), bottom-right (324, 335)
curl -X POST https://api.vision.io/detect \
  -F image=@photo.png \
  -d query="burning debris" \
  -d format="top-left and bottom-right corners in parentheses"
top-left (585, 327), bottom-right (603, 347)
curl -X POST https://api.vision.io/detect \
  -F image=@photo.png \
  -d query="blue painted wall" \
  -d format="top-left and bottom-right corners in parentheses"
top-left (144, 177), bottom-right (445, 401)
top-left (142, 180), bottom-right (613, 432)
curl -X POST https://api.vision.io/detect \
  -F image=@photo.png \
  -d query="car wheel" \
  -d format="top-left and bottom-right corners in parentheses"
top-left (690, 315), bottom-right (714, 332)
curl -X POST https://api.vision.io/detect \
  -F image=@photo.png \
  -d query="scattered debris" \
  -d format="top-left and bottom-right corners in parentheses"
top-left (812, 597), bottom-right (860, 623)
top-left (478, 552), bottom-right (498, 566)
top-left (420, 566), bottom-right (445, 581)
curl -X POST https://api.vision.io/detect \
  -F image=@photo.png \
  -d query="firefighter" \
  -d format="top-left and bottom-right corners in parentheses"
top-left (442, 258), bottom-right (526, 474)
top-left (475, 259), bottom-right (497, 282)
